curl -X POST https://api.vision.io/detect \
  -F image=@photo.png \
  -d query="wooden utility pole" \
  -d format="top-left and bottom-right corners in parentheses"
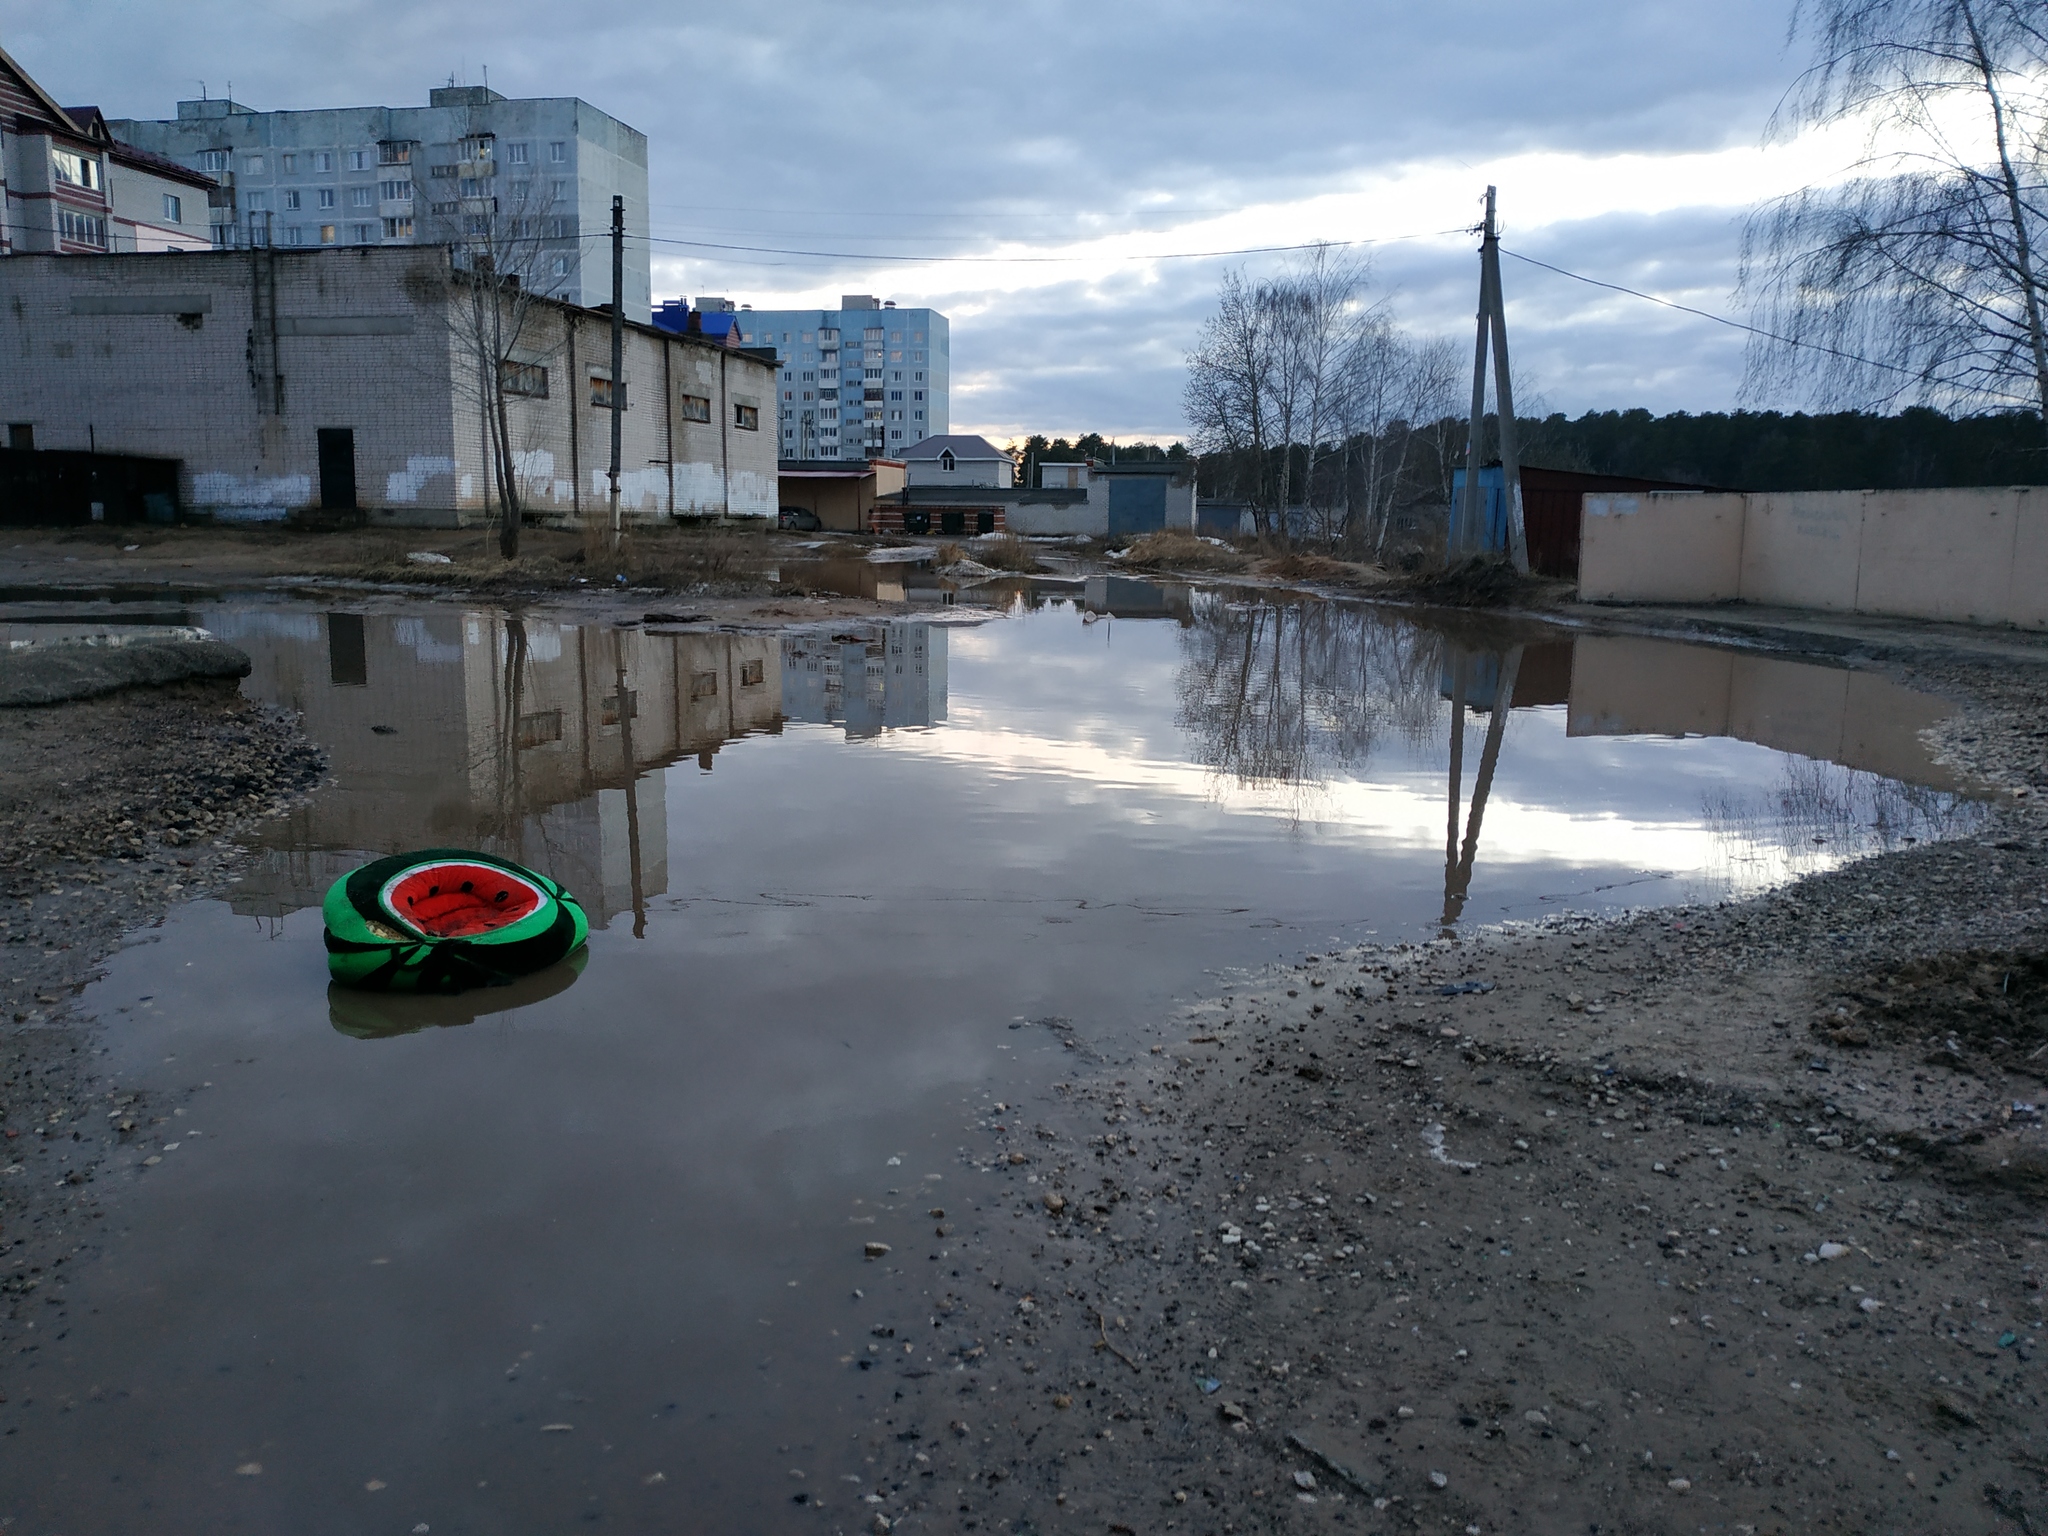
top-left (1455, 187), bottom-right (1530, 572)
top-left (607, 194), bottom-right (625, 555)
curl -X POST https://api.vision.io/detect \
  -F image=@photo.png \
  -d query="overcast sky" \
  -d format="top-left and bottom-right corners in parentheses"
top-left (10, 0), bottom-right (1862, 441)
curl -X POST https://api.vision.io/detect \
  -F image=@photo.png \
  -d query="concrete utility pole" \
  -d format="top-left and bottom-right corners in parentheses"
top-left (607, 194), bottom-right (624, 555)
top-left (1456, 187), bottom-right (1530, 572)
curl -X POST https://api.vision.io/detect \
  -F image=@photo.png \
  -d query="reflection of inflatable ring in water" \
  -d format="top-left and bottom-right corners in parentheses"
top-left (329, 949), bottom-right (588, 1039)
top-left (322, 849), bottom-right (589, 993)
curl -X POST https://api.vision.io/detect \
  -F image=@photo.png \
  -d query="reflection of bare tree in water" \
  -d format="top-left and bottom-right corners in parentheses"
top-left (1177, 600), bottom-right (1525, 924)
top-left (1175, 599), bottom-right (1449, 812)
top-left (1699, 757), bottom-right (1988, 894)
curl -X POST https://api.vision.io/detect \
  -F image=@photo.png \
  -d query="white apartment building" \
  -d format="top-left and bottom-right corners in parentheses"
top-left (109, 84), bottom-right (649, 315)
top-left (723, 295), bottom-right (948, 459)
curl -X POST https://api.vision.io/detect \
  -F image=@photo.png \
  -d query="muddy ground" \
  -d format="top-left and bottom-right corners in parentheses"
top-left (811, 649), bottom-right (2048, 1536)
top-left (4, 550), bottom-right (2048, 1532)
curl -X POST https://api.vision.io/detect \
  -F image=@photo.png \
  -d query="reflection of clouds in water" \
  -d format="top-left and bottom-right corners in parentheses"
top-left (1697, 757), bottom-right (1987, 897)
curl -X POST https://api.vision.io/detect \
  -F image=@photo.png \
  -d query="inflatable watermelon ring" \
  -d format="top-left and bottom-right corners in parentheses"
top-left (323, 848), bottom-right (589, 993)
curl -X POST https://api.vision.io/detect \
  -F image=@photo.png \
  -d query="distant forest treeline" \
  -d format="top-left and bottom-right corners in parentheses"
top-left (1509, 408), bottom-right (2048, 492)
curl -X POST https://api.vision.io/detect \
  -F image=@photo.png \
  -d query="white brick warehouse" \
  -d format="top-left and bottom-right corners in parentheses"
top-left (0, 247), bottom-right (778, 526)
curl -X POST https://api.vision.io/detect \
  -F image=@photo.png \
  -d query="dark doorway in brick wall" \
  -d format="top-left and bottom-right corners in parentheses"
top-left (317, 428), bottom-right (357, 511)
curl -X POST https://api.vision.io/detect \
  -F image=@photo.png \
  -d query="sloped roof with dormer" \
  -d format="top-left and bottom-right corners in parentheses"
top-left (898, 434), bottom-right (1009, 462)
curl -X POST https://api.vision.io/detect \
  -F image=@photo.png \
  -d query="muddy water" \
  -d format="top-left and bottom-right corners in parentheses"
top-left (0, 591), bottom-right (1982, 1532)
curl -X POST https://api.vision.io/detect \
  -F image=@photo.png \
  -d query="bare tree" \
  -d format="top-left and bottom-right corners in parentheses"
top-left (1741, 0), bottom-right (2048, 429)
top-left (425, 122), bottom-right (567, 557)
top-left (1184, 269), bottom-right (1278, 531)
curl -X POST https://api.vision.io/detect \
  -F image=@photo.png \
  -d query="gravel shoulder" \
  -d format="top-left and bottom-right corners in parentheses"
top-left (0, 679), bottom-right (326, 1368)
top-left (833, 626), bottom-right (2048, 1536)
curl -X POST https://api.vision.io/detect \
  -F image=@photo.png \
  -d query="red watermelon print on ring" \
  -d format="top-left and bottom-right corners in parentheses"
top-left (323, 849), bottom-right (589, 993)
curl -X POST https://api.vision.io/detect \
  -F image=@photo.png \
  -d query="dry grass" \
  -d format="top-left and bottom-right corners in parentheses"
top-left (975, 534), bottom-right (1045, 573)
top-left (1386, 555), bottom-right (1560, 608)
top-left (1258, 551), bottom-right (1383, 585)
top-left (1116, 529), bottom-right (1253, 573)
top-left (339, 525), bottom-right (776, 593)
top-left (934, 542), bottom-right (967, 566)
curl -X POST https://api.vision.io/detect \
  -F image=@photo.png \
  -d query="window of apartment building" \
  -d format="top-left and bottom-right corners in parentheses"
top-left (912, 349), bottom-right (927, 362)
top-left (350, 222), bottom-right (373, 243)
top-left (889, 390), bottom-right (902, 401)
top-left (864, 327), bottom-right (884, 341)
top-left (51, 149), bottom-right (100, 189)
top-left (508, 179), bottom-right (529, 199)
top-left (350, 186), bottom-right (372, 208)
top-left (383, 216), bottom-right (413, 239)
top-left (460, 136), bottom-right (494, 160)
top-left (781, 369), bottom-right (792, 382)
top-left (890, 370), bottom-right (903, 382)
top-left (912, 329), bottom-right (924, 342)
top-left (549, 141), bottom-right (567, 162)
top-left (286, 226), bottom-right (304, 246)
top-left (244, 154), bottom-right (266, 176)
top-left (818, 328), bottom-right (838, 344)
top-left (890, 429), bottom-right (903, 441)
top-left (552, 255), bottom-right (571, 277)
top-left (913, 410), bottom-right (924, 421)
top-left (430, 200), bottom-right (457, 216)
top-left (734, 404), bottom-right (759, 431)
top-left (458, 177), bottom-right (492, 199)
top-left (889, 331), bottom-right (902, 344)
top-left (590, 376), bottom-right (625, 409)
top-left (890, 350), bottom-right (902, 362)
top-left (348, 149), bottom-right (371, 171)
top-left (318, 188), bottom-right (336, 209)
top-left (913, 371), bottom-right (925, 382)
top-left (58, 210), bottom-right (106, 247)
top-left (246, 191), bottom-right (268, 211)
top-left (783, 391), bottom-right (793, 401)
top-left (549, 179), bottom-right (568, 202)
top-left (912, 389), bottom-right (924, 401)
top-left (283, 190), bottom-right (302, 210)
top-left (379, 180), bottom-right (412, 202)
top-left (499, 360), bottom-right (549, 398)
top-left (162, 193), bottom-right (183, 223)
top-left (200, 149), bottom-right (230, 173)
top-left (379, 141), bottom-right (412, 165)
top-left (801, 371), bottom-right (813, 382)
top-left (507, 141), bottom-right (530, 165)
top-left (464, 214), bottom-right (490, 235)
top-left (278, 152), bottom-right (297, 174)
top-left (313, 151), bottom-right (335, 172)
top-left (320, 224), bottom-right (336, 244)
top-left (677, 394), bottom-right (711, 423)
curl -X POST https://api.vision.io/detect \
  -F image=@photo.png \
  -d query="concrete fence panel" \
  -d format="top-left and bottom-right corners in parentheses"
top-left (2012, 492), bottom-right (2048, 630)
top-left (1854, 487), bottom-right (2023, 624)
top-left (1739, 491), bottom-right (1865, 611)
top-left (1579, 491), bottom-right (1743, 602)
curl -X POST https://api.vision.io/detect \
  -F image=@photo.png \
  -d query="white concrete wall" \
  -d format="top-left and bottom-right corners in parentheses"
top-left (1580, 485), bottom-right (2048, 630)
top-left (1007, 486), bottom-right (1105, 536)
top-left (0, 247), bottom-right (776, 526)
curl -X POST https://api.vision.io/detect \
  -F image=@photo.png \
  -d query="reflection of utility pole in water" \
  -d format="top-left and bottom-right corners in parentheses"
top-left (1441, 644), bottom-right (1525, 928)
top-left (610, 632), bottom-right (647, 939)
top-left (500, 615), bottom-right (529, 863)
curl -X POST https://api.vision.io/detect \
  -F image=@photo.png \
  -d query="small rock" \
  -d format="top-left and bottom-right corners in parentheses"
top-left (1053, 1394), bottom-right (1072, 1409)
top-left (365, 1479), bottom-right (386, 1491)
top-left (1668, 1477), bottom-right (1692, 1492)
top-left (540, 1423), bottom-right (573, 1432)
top-left (1816, 1241), bottom-right (1850, 1261)
top-left (235, 1462), bottom-right (262, 1476)
top-left (405, 551), bottom-right (453, 565)
top-left (1396, 1405), bottom-right (1415, 1419)
top-left (864, 1242), bottom-right (891, 1259)
top-left (1524, 1410), bottom-right (1549, 1426)
top-left (950, 1419), bottom-right (969, 1436)
top-left (1043, 1193), bottom-right (1066, 1215)
top-left (1429, 1470), bottom-right (1448, 1489)
top-left (1860, 1296), bottom-right (1884, 1313)
top-left (1293, 1470), bottom-right (1318, 1491)
top-left (1219, 1401), bottom-right (1248, 1422)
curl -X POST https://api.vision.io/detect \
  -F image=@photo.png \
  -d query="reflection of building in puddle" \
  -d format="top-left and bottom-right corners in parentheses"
top-left (203, 609), bottom-right (781, 927)
top-left (1565, 636), bottom-right (1958, 789)
top-left (779, 621), bottom-right (946, 737)
top-left (1084, 575), bottom-right (1192, 622)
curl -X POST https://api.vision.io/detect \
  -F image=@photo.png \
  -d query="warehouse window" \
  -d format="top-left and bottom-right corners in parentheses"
top-left (734, 404), bottom-right (759, 430)
top-left (691, 671), bottom-right (718, 700)
top-left (740, 659), bottom-right (764, 687)
top-left (678, 394), bottom-right (711, 423)
top-left (499, 360), bottom-right (549, 398)
top-left (590, 376), bottom-right (625, 409)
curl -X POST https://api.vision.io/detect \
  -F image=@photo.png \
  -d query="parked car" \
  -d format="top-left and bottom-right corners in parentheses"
top-left (778, 506), bottom-right (821, 532)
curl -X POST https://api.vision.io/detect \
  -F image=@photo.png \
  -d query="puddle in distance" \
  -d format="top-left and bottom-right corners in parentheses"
top-left (0, 588), bottom-right (1982, 1530)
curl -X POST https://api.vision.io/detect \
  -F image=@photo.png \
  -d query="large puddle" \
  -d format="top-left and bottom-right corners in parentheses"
top-left (0, 587), bottom-right (1984, 1530)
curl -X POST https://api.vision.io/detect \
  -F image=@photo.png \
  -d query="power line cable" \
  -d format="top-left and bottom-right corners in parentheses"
top-left (1498, 245), bottom-right (1992, 393)
top-left (626, 227), bottom-right (1471, 265)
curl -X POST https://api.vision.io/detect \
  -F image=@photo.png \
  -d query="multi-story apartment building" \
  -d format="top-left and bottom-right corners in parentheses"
top-left (109, 84), bottom-right (649, 315)
top-left (0, 45), bottom-right (216, 257)
top-left (722, 295), bottom-right (948, 459)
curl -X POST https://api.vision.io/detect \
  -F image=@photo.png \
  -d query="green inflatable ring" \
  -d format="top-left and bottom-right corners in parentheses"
top-left (322, 848), bottom-right (589, 993)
